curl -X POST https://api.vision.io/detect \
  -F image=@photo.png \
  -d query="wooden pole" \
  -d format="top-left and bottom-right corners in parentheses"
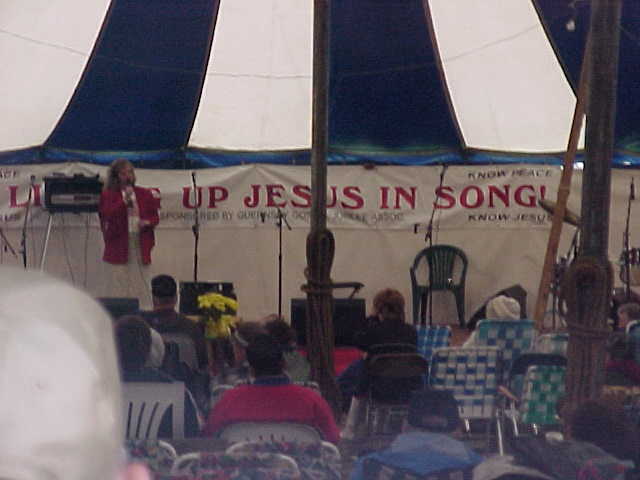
top-left (305, 0), bottom-right (342, 417)
top-left (533, 35), bottom-right (591, 331)
top-left (563, 0), bottom-right (621, 413)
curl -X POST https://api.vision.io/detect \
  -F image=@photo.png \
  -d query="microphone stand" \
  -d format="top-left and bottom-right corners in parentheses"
top-left (623, 177), bottom-right (634, 301)
top-left (191, 172), bottom-right (200, 283)
top-left (276, 208), bottom-right (292, 320)
top-left (20, 175), bottom-right (35, 269)
top-left (0, 227), bottom-right (17, 260)
top-left (415, 165), bottom-right (447, 326)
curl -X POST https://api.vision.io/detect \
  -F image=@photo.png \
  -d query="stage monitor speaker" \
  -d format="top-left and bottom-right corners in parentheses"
top-left (179, 281), bottom-right (235, 315)
top-left (98, 297), bottom-right (140, 320)
top-left (291, 297), bottom-right (366, 348)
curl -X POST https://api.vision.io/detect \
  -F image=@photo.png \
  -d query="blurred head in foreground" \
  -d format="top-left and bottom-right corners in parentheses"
top-left (0, 267), bottom-right (149, 480)
top-left (405, 388), bottom-right (461, 434)
top-left (570, 397), bottom-right (640, 464)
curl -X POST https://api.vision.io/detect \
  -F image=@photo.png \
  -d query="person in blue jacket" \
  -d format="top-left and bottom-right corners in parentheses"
top-left (351, 388), bottom-right (483, 479)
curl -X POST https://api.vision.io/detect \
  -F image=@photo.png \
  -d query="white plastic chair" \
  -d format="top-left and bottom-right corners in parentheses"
top-left (226, 439), bottom-right (341, 462)
top-left (171, 450), bottom-right (301, 477)
top-left (170, 452), bottom-right (200, 475)
top-left (218, 422), bottom-right (322, 443)
top-left (122, 382), bottom-right (185, 440)
top-left (125, 439), bottom-right (177, 475)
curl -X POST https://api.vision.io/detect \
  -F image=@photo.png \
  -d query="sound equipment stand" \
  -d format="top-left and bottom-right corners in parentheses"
top-left (39, 212), bottom-right (55, 270)
top-left (20, 176), bottom-right (35, 268)
top-left (38, 174), bottom-right (103, 271)
top-left (39, 212), bottom-right (92, 272)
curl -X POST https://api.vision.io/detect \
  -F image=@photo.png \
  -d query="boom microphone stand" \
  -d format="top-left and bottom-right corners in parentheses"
top-left (191, 171), bottom-right (200, 283)
top-left (414, 165), bottom-right (447, 326)
top-left (261, 208), bottom-right (292, 319)
top-left (276, 208), bottom-right (292, 319)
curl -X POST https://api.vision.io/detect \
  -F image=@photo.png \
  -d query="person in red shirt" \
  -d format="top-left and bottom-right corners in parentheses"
top-left (99, 159), bottom-right (160, 306)
top-left (203, 334), bottom-right (340, 444)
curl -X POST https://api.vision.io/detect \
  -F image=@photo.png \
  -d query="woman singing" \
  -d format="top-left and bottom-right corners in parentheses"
top-left (99, 159), bottom-right (160, 306)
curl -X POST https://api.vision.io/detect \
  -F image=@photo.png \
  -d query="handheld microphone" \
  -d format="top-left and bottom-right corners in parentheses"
top-left (29, 175), bottom-right (36, 186)
top-left (632, 178), bottom-right (636, 201)
top-left (259, 212), bottom-right (266, 223)
top-left (191, 171), bottom-right (196, 184)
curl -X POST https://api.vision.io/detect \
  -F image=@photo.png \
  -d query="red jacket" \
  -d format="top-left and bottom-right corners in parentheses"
top-left (98, 186), bottom-right (160, 265)
top-left (203, 378), bottom-right (340, 444)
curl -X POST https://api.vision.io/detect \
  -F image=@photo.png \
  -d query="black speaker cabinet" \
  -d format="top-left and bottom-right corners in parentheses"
top-left (291, 297), bottom-right (366, 347)
top-left (179, 281), bottom-right (235, 315)
top-left (98, 297), bottom-right (140, 320)
top-left (44, 174), bottom-right (103, 213)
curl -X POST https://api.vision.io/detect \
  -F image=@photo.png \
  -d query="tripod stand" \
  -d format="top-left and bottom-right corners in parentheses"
top-left (0, 227), bottom-right (17, 262)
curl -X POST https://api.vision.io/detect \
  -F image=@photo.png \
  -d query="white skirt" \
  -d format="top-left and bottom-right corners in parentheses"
top-left (104, 234), bottom-right (151, 309)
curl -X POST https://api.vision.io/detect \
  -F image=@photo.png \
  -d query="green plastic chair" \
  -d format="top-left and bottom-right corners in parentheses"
top-left (410, 245), bottom-right (468, 327)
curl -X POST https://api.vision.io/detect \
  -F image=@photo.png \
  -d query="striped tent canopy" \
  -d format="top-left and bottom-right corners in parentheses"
top-left (0, 0), bottom-right (638, 168)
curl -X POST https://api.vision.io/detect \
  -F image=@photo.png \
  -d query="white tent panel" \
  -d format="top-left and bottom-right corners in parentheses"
top-left (429, 0), bottom-right (585, 152)
top-left (190, 0), bottom-right (313, 150)
top-left (0, 0), bottom-right (109, 150)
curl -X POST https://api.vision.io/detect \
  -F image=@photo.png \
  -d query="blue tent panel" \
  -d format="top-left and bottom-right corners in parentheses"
top-left (45, 0), bottom-right (220, 151)
top-left (329, 0), bottom-right (460, 154)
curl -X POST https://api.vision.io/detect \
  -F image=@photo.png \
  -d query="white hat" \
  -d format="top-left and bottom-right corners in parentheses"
top-left (0, 267), bottom-right (122, 480)
top-left (146, 327), bottom-right (166, 368)
top-left (486, 295), bottom-right (521, 320)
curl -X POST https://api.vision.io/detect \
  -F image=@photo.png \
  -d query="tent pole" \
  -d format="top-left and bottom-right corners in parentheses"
top-left (304, 0), bottom-right (342, 417)
top-left (563, 0), bottom-right (621, 414)
top-left (533, 32), bottom-right (591, 331)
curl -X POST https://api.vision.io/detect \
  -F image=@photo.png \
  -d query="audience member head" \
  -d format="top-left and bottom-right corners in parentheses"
top-left (115, 315), bottom-right (152, 373)
top-left (265, 317), bottom-right (297, 349)
top-left (569, 397), bottom-right (639, 463)
top-left (230, 321), bottom-right (265, 365)
top-left (151, 274), bottom-right (178, 309)
top-left (0, 267), bottom-right (149, 480)
top-left (246, 334), bottom-right (285, 377)
top-left (617, 302), bottom-right (640, 330)
top-left (486, 295), bottom-right (521, 320)
top-left (405, 389), bottom-right (461, 434)
top-left (606, 331), bottom-right (632, 362)
top-left (373, 288), bottom-right (406, 323)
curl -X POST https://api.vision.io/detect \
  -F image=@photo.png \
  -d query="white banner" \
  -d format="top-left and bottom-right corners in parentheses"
top-left (0, 161), bottom-right (636, 324)
top-left (0, 163), bottom-right (561, 230)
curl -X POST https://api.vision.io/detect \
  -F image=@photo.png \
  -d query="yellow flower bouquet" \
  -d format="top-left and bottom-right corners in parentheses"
top-left (197, 291), bottom-right (238, 339)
